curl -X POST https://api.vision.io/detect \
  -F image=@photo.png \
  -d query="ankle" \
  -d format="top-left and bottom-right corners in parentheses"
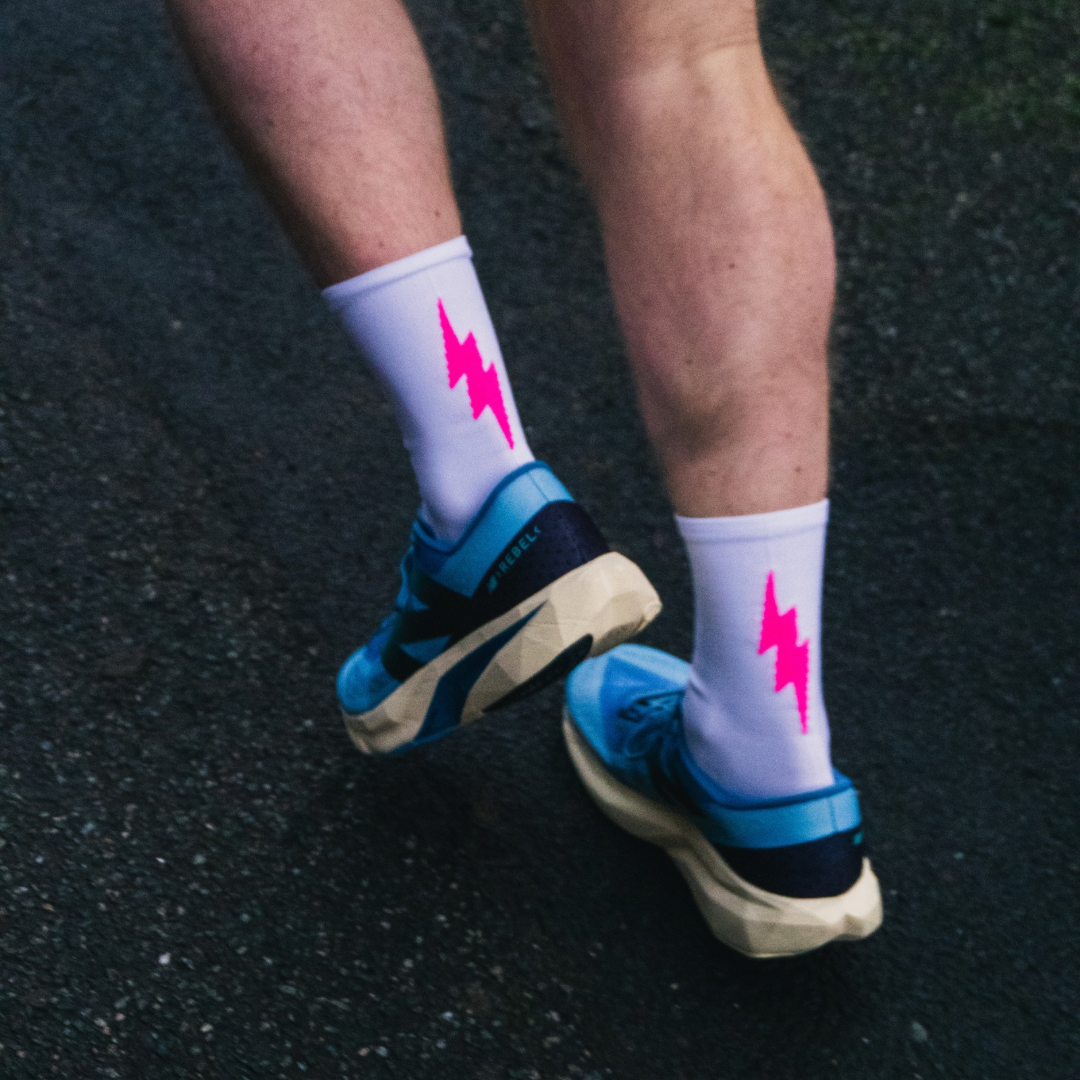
top-left (677, 501), bottom-right (835, 800)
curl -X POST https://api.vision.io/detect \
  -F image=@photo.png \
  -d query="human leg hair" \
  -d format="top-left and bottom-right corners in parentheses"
top-left (528, 0), bottom-right (834, 517)
top-left (165, 0), bottom-right (461, 286)
top-left (166, 0), bottom-right (538, 537)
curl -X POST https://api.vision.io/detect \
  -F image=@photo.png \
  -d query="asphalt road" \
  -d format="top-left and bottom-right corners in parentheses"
top-left (2, 1), bottom-right (1078, 1077)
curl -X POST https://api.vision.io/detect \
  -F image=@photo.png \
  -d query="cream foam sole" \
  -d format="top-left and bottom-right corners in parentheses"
top-left (563, 716), bottom-right (883, 959)
top-left (344, 552), bottom-right (661, 755)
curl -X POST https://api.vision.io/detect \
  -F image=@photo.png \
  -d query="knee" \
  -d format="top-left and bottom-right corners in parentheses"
top-left (608, 0), bottom-right (761, 76)
top-left (532, 0), bottom-right (761, 95)
top-left (531, 0), bottom-right (768, 169)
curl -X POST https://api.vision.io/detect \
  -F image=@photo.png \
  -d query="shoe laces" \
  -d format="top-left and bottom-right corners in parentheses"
top-left (618, 691), bottom-right (681, 725)
top-left (614, 691), bottom-right (705, 816)
top-left (616, 692), bottom-right (683, 760)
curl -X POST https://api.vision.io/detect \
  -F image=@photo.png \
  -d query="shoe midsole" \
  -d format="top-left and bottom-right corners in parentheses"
top-left (561, 713), bottom-right (883, 959)
top-left (344, 552), bottom-right (661, 754)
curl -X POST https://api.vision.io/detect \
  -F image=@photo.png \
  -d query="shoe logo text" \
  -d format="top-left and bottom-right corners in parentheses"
top-left (487, 527), bottom-right (542, 592)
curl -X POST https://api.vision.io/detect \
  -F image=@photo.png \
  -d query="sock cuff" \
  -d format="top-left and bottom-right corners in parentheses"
top-left (675, 498), bottom-right (829, 543)
top-left (322, 235), bottom-right (472, 309)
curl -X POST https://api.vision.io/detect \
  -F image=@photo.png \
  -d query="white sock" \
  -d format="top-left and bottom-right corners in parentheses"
top-left (676, 500), bottom-right (835, 800)
top-left (324, 236), bottom-right (534, 542)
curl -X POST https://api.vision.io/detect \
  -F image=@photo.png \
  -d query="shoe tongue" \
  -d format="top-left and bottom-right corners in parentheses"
top-left (601, 654), bottom-right (679, 719)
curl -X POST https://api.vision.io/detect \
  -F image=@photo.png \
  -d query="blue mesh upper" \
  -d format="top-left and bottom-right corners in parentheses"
top-left (565, 644), bottom-right (861, 850)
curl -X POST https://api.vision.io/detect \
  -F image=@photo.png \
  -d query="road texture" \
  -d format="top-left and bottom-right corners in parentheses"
top-left (1, 0), bottom-right (1078, 1077)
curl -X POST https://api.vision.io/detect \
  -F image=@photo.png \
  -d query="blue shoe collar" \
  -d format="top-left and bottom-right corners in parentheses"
top-left (413, 462), bottom-right (561, 554)
top-left (621, 689), bottom-right (855, 812)
top-left (411, 462), bottom-right (573, 594)
top-left (678, 737), bottom-right (856, 812)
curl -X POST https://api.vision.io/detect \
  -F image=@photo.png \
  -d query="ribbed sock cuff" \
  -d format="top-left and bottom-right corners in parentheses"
top-left (322, 235), bottom-right (472, 309)
top-left (675, 499), bottom-right (829, 543)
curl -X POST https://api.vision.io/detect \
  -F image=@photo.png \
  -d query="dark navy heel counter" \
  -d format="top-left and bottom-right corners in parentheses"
top-left (379, 498), bottom-right (608, 680)
top-left (469, 501), bottom-right (608, 625)
top-left (717, 828), bottom-right (865, 898)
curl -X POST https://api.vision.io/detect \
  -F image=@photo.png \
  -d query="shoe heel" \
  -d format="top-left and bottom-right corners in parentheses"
top-left (562, 714), bottom-right (883, 959)
top-left (346, 553), bottom-right (660, 754)
top-left (461, 552), bottom-right (662, 720)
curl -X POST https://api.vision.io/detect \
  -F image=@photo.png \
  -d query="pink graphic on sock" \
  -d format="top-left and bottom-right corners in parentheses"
top-left (758, 571), bottom-right (810, 733)
top-left (438, 299), bottom-right (514, 448)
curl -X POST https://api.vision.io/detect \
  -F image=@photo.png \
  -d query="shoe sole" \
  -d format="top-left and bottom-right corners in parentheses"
top-left (562, 715), bottom-right (883, 959)
top-left (344, 552), bottom-right (662, 755)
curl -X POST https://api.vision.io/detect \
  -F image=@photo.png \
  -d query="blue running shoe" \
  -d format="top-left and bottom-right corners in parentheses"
top-left (338, 463), bottom-right (661, 754)
top-left (564, 644), bottom-right (883, 958)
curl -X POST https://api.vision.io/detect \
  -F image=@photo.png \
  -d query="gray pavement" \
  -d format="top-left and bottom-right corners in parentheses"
top-left (1, 1), bottom-right (1078, 1077)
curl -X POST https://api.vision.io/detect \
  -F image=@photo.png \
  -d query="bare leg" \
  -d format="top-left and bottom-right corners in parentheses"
top-left (529, 0), bottom-right (834, 516)
top-left (165, 0), bottom-right (461, 286)
top-left (168, 0), bottom-right (829, 516)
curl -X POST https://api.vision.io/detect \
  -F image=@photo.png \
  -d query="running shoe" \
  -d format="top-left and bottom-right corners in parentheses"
top-left (338, 463), bottom-right (662, 755)
top-left (563, 644), bottom-right (883, 958)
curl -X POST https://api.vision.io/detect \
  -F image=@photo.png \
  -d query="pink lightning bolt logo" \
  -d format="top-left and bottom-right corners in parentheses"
top-left (758, 571), bottom-right (810, 733)
top-left (438, 299), bottom-right (514, 448)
